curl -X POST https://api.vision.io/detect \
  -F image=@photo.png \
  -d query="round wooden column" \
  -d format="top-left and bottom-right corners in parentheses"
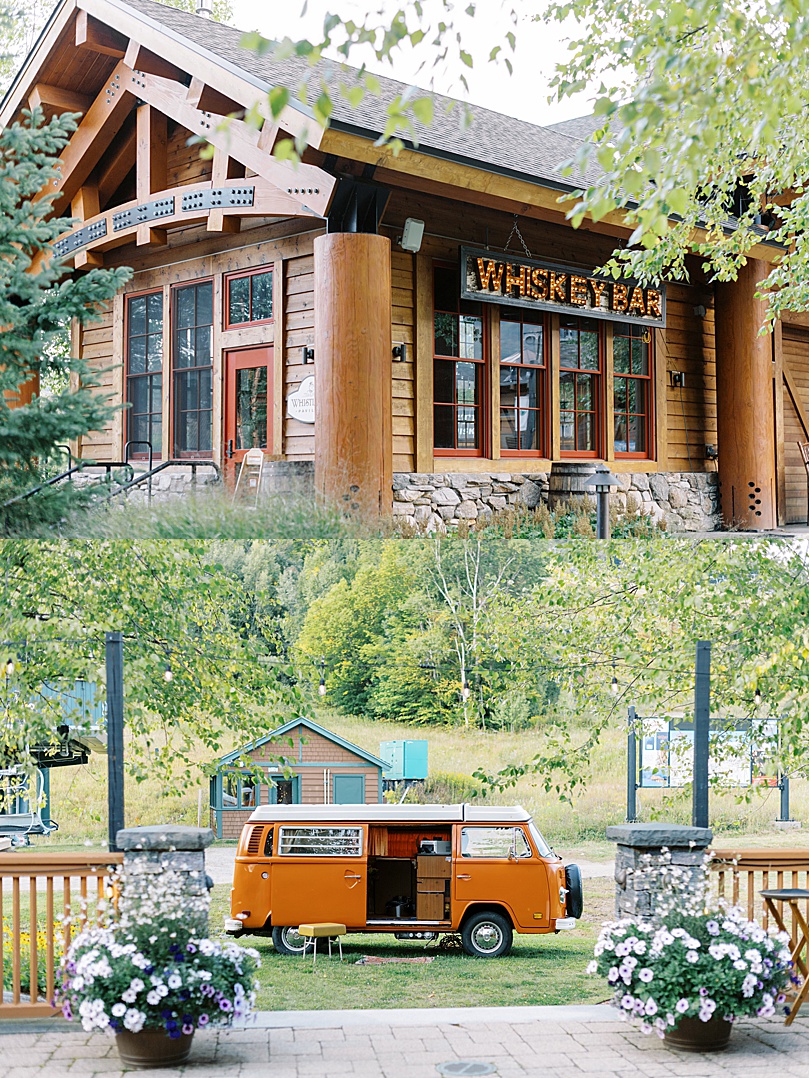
top-left (714, 258), bottom-right (776, 529)
top-left (314, 232), bottom-right (392, 517)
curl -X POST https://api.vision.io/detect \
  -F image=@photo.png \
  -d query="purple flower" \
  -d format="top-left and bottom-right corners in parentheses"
top-left (182, 1023), bottom-right (194, 1035)
top-left (169, 1030), bottom-right (182, 1039)
top-left (219, 999), bottom-right (232, 1012)
top-left (186, 943), bottom-right (198, 954)
top-left (198, 1014), bottom-right (209, 1027)
top-left (699, 987), bottom-right (708, 997)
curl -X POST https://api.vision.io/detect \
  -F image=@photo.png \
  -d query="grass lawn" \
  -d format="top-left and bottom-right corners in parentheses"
top-left (207, 876), bottom-right (614, 1011)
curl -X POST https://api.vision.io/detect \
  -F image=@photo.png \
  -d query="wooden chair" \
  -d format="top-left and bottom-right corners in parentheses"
top-left (799, 442), bottom-right (809, 526)
top-left (761, 888), bottom-right (809, 1024)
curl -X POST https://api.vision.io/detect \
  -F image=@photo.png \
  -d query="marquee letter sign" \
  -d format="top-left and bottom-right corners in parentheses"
top-left (461, 247), bottom-right (666, 327)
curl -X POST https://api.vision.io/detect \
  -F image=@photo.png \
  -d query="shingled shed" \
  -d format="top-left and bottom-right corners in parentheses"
top-left (209, 716), bottom-right (387, 840)
top-left (4, 0), bottom-right (809, 529)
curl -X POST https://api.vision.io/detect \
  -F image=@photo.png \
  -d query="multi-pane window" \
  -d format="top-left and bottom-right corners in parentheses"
top-left (614, 322), bottom-right (652, 456)
top-left (433, 265), bottom-right (485, 453)
top-left (499, 308), bottom-right (546, 455)
top-left (126, 292), bottom-right (163, 456)
top-left (559, 316), bottom-right (601, 454)
top-left (173, 281), bottom-right (213, 456)
top-left (225, 268), bottom-right (273, 328)
top-left (278, 827), bottom-right (363, 856)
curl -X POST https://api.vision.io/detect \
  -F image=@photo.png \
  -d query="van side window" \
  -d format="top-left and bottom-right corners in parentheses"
top-left (460, 827), bottom-right (532, 858)
top-left (278, 826), bottom-right (363, 856)
top-left (263, 828), bottom-right (274, 857)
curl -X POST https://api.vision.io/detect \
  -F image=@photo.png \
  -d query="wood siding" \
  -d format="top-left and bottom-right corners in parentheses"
top-left (782, 328), bottom-right (809, 523)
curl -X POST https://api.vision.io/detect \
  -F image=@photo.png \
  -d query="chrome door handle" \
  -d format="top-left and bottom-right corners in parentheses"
top-left (456, 874), bottom-right (472, 880)
top-left (345, 874), bottom-right (362, 880)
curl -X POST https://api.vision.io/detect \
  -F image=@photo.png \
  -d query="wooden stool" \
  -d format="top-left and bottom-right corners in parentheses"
top-left (298, 922), bottom-right (346, 966)
top-left (761, 888), bottom-right (809, 1024)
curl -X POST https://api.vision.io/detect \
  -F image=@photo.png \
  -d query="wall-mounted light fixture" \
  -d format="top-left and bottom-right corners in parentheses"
top-left (670, 371), bottom-right (685, 388)
top-left (705, 444), bottom-right (718, 461)
top-left (392, 343), bottom-right (407, 362)
top-left (399, 218), bottom-right (425, 253)
top-left (693, 304), bottom-right (707, 318)
top-left (302, 346), bottom-right (315, 365)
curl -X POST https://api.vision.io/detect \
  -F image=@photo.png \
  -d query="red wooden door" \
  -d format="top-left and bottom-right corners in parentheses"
top-left (224, 347), bottom-right (272, 475)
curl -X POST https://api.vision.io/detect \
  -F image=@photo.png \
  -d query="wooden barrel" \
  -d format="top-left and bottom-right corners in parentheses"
top-left (547, 461), bottom-right (597, 511)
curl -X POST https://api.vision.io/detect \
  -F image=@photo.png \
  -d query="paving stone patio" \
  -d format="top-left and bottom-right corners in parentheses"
top-left (3, 1005), bottom-right (809, 1077)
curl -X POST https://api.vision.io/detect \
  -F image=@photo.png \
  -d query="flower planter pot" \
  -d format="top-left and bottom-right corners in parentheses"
top-left (664, 1015), bottom-right (732, 1052)
top-left (115, 1030), bottom-right (194, 1068)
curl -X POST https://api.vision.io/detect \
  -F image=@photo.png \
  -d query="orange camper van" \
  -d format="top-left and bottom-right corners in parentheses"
top-left (225, 803), bottom-right (582, 958)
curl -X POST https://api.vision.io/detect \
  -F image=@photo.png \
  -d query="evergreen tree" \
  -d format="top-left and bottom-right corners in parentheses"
top-left (0, 108), bottom-right (130, 530)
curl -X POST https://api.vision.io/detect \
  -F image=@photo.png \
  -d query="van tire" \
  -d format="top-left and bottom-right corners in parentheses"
top-left (460, 911), bottom-right (513, 958)
top-left (271, 926), bottom-right (308, 956)
top-left (565, 864), bottom-right (584, 919)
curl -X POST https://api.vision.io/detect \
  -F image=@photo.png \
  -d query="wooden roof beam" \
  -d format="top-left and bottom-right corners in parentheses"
top-left (46, 60), bottom-right (136, 214)
top-left (186, 77), bottom-right (244, 118)
top-left (28, 83), bottom-right (92, 116)
top-left (127, 67), bottom-right (335, 216)
top-left (0, 0), bottom-right (78, 128)
top-left (77, 0), bottom-right (325, 147)
top-left (136, 103), bottom-right (167, 245)
top-left (97, 118), bottom-right (136, 207)
top-left (75, 10), bottom-right (127, 58)
top-left (208, 147), bottom-right (240, 234)
top-left (124, 39), bottom-right (187, 83)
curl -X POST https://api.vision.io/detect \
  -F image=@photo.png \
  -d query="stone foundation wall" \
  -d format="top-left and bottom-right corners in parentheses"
top-left (392, 470), bottom-right (721, 532)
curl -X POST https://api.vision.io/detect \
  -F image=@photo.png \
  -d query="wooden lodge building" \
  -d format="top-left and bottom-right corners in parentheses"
top-left (4, 0), bottom-right (809, 529)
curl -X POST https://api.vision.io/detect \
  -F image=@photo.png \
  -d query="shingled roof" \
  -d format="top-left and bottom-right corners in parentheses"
top-left (116, 0), bottom-right (602, 192)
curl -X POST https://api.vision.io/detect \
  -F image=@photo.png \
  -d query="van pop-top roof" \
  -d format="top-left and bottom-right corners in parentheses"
top-left (248, 804), bottom-right (531, 824)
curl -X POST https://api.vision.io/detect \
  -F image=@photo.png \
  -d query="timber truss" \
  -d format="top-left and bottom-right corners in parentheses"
top-left (1, 0), bottom-right (336, 268)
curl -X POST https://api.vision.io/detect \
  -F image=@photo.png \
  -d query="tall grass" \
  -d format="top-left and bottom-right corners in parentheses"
top-left (36, 709), bottom-right (807, 851)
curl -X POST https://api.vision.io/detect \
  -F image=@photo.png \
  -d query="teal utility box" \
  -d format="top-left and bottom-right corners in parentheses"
top-left (380, 740), bottom-right (428, 781)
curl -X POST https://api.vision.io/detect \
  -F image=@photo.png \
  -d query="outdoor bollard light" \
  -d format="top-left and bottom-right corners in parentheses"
top-left (584, 464), bottom-right (622, 540)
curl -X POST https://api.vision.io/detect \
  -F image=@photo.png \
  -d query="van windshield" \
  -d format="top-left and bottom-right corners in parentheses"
top-left (528, 821), bottom-right (553, 858)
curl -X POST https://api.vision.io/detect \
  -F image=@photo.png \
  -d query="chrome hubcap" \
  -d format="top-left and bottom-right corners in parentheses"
top-left (283, 928), bottom-right (306, 951)
top-left (471, 923), bottom-right (502, 953)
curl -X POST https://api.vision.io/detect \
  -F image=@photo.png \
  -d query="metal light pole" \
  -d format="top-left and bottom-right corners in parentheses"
top-left (692, 640), bottom-right (711, 828)
top-left (585, 463), bottom-right (622, 540)
top-left (105, 632), bottom-right (125, 851)
top-left (627, 705), bottom-right (639, 822)
top-left (778, 773), bottom-right (791, 823)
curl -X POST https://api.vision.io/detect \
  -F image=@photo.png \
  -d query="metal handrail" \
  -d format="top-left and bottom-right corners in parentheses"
top-left (1, 461), bottom-right (135, 509)
top-left (124, 440), bottom-right (154, 503)
top-left (106, 458), bottom-right (221, 499)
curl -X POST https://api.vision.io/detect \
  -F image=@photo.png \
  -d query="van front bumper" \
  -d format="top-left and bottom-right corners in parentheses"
top-left (224, 918), bottom-right (245, 935)
top-left (554, 917), bottom-right (577, 931)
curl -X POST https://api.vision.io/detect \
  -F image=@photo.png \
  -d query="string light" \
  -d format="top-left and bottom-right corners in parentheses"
top-left (318, 657), bottom-right (327, 697)
top-left (754, 687), bottom-right (762, 707)
top-left (4, 658), bottom-right (14, 678)
top-left (163, 663), bottom-right (173, 683)
top-left (611, 671), bottom-right (619, 695)
top-left (462, 680), bottom-right (471, 702)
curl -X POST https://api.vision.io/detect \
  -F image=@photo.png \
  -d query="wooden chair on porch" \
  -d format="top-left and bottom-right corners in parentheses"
top-left (799, 442), bottom-right (809, 525)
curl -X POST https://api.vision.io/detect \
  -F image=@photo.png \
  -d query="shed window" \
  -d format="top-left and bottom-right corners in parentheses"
top-left (173, 280), bottom-right (213, 456)
top-left (126, 291), bottom-right (163, 457)
top-left (278, 826), bottom-right (363, 856)
top-left (460, 827), bottom-right (532, 859)
top-left (433, 264), bottom-right (485, 454)
top-left (499, 308), bottom-right (546, 455)
top-left (225, 268), bottom-right (273, 328)
top-left (613, 322), bottom-right (652, 456)
top-left (223, 772), bottom-right (258, 808)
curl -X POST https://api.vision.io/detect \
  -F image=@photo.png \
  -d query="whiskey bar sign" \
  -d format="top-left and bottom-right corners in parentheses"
top-left (461, 247), bottom-right (666, 327)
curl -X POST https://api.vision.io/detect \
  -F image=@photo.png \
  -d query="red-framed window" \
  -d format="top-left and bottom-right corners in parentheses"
top-left (559, 315), bottom-right (602, 456)
top-left (125, 290), bottom-right (163, 459)
top-left (224, 266), bottom-right (274, 329)
top-left (172, 280), bottom-right (213, 457)
top-left (499, 307), bottom-right (547, 456)
top-left (433, 264), bottom-right (486, 455)
top-left (613, 322), bottom-right (653, 457)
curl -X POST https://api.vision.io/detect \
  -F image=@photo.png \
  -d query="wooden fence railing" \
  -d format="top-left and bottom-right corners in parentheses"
top-left (0, 852), bottom-right (124, 1017)
top-left (710, 848), bottom-right (809, 944)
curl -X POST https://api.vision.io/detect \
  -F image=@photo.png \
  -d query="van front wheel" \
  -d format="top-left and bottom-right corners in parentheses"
top-left (461, 911), bottom-right (513, 958)
top-left (272, 926), bottom-right (308, 956)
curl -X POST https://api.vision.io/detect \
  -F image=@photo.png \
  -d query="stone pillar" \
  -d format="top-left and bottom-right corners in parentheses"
top-left (714, 259), bottom-right (777, 529)
top-left (314, 232), bottom-right (392, 518)
top-left (116, 825), bottom-right (214, 934)
top-left (606, 823), bottom-right (713, 920)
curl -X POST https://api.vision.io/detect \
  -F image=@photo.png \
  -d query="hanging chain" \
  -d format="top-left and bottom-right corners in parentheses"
top-left (503, 214), bottom-right (532, 259)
